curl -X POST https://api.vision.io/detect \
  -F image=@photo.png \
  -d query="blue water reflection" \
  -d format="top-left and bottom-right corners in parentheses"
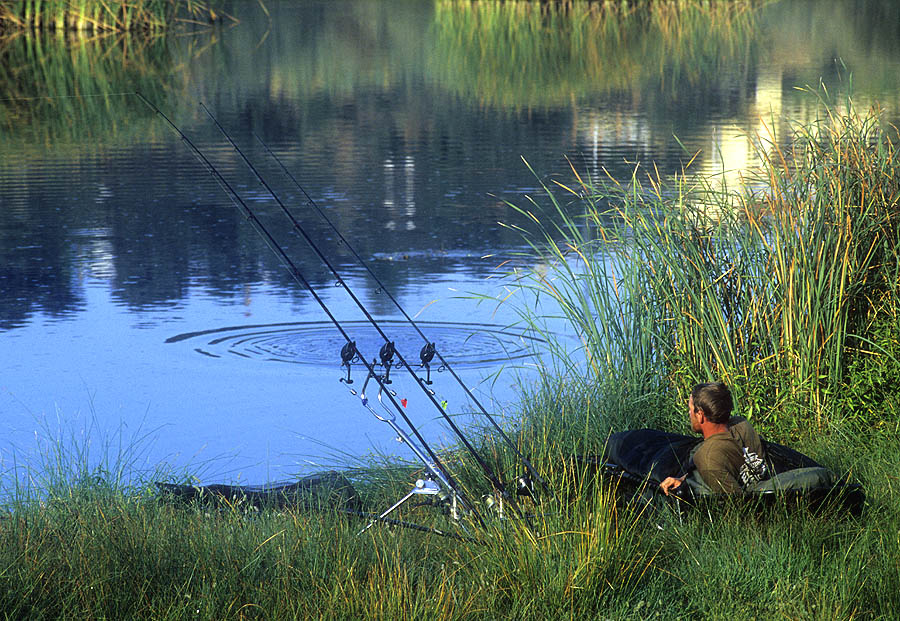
top-left (2, 0), bottom-right (900, 486)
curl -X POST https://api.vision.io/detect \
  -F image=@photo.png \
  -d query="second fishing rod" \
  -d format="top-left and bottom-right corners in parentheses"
top-left (199, 103), bottom-right (531, 520)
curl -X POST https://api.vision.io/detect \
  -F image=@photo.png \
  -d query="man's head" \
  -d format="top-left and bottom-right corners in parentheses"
top-left (689, 382), bottom-right (733, 427)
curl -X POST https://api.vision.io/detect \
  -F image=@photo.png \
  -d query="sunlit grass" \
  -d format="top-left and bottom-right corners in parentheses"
top-left (0, 413), bottom-right (661, 619)
top-left (2, 409), bottom-right (897, 618)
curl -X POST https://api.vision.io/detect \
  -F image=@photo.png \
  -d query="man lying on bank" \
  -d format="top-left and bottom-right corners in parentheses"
top-left (659, 382), bottom-right (768, 495)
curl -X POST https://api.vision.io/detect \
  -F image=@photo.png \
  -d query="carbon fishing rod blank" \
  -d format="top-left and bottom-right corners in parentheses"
top-left (139, 93), bottom-right (562, 538)
top-left (195, 101), bottom-right (528, 522)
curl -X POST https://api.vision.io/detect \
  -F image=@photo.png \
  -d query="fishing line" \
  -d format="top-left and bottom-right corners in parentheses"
top-left (134, 92), bottom-right (485, 528)
top-left (197, 103), bottom-right (529, 519)
top-left (255, 134), bottom-right (554, 501)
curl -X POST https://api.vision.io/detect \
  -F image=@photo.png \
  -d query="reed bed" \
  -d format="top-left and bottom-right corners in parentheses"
top-left (0, 1), bottom-right (220, 33)
top-left (0, 30), bottom-right (173, 145)
top-left (501, 88), bottom-right (900, 436)
top-left (429, 0), bottom-right (762, 109)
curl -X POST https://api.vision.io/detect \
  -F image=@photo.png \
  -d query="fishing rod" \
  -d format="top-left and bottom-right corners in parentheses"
top-left (255, 134), bottom-right (555, 502)
top-left (135, 92), bottom-right (486, 531)
top-left (198, 103), bottom-right (533, 520)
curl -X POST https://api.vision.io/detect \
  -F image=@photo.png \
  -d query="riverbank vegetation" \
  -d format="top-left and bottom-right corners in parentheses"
top-left (508, 85), bottom-right (900, 439)
top-left (0, 1), bottom-right (224, 33)
top-left (0, 32), bottom-right (174, 144)
top-left (3, 96), bottom-right (899, 619)
top-left (430, 0), bottom-right (764, 109)
top-left (0, 0), bottom-right (227, 146)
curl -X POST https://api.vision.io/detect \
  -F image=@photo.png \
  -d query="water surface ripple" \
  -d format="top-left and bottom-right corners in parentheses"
top-left (167, 320), bottom-right (544, 368)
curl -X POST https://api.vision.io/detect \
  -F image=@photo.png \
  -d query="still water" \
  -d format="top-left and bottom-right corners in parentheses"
top-left (2, 0), bottom-right (899, 486)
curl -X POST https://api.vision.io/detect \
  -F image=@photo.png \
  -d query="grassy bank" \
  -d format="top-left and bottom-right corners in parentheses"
top-left (1, 430), bottom-right (897, 619)
top-left (3, 95), bottom-right (899, 618)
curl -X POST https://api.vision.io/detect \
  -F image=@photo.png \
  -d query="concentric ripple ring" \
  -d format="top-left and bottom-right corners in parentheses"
top-left (166, 320), bottom-right (544, 368)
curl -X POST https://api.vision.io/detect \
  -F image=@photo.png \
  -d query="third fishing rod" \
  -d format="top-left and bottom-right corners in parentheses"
top-left (199, 103), bottom-right (533, 518)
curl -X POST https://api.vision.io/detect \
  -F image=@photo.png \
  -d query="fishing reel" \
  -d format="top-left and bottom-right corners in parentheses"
top-left (483, 474), bottom-right (536, 518)
top-left (408, 479), bottom-right (463, 519)
top-left (482, 492), bottom-right (505, 518)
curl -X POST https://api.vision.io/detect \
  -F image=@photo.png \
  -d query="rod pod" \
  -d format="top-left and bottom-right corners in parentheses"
top-left (256, 133), bottom-right (555, 503)
top-left (136, 92), bottom-right (485, 531)
top-left (198, 103), bottom-right (530, 520)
